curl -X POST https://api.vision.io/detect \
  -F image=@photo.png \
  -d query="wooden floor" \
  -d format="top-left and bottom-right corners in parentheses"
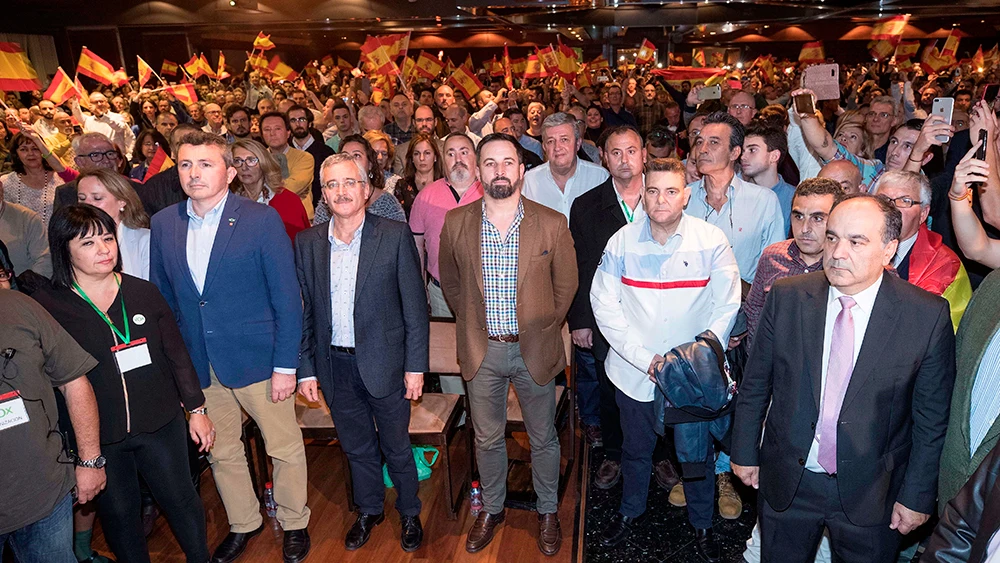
top-left (92, 442), bottom-right (581, 563)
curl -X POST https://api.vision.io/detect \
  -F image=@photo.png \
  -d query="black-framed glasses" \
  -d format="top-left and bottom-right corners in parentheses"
top-left (887, 196), bottom-right (922, 209)
top-left (83, 150), bottom-right (119, 163)
top-left (233, 156), bottom-right (259, 168)
top-left (289, 116), bottom-right (309, 124)
top-left (0, 269), bottom-right (11, 282)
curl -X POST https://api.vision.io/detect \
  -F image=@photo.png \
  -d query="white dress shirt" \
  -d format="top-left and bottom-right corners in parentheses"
top-left (117, 222), bottom-right (150, 280)
top-left (329, 217), bottom-right (364, 347)
top-left (522, 159), bottom-right (610, 220)
top-left (805, 274), bottom-right (884, 473)
top-left (83, 111), bottom-right (135, 159)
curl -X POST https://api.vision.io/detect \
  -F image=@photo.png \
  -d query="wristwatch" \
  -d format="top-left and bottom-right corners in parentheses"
top-left (188, 406), bottom-right (208, 416)
top-left (76, 454), bottom-right (107, 469)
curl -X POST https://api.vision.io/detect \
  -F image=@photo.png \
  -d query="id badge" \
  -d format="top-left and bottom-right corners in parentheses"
top-left (112, 338), bottom-right (152, 374)
top-left (0, 390), bottom-right (30, 431)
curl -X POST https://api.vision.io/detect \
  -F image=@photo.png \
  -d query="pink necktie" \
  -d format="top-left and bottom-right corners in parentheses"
top-left (817, 295), bottom-right (856, 475)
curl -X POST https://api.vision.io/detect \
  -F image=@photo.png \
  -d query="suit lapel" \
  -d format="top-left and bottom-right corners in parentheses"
top-left (354, 215), bottom-right (380, 302)
top-left (314, 226), bottom-right (333, 338)
top-left (202, 195), bottom-right (240, 295)
top-left (803, 275), bottom-right (830, 410)
top-left (466, 203), bottom-right (485, 298)
top-left (601, 181), bottom-right (628, 227)
top-left (517, 202), bottom-right (539, 294)
top-left (175, 203), bottom-right (200, 296)
top-left (842, 273), bottom-right (901, 411)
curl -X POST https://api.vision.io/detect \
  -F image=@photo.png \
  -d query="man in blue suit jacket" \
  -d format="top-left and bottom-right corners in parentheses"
top-left (150, 131), bottom-right (310, 563)
top-left (296, 152), bottom-right (429, 552)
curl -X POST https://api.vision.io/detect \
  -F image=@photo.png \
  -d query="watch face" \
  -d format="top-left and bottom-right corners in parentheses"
top-left (95, 456), bottom-right (107, 468)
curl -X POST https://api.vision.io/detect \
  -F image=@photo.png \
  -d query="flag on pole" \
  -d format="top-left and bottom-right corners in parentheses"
top-left (183, 55), bottom-right (203, 78)
top-left (216, 51), bottom-right (229, 80)
top-left (692, 49), bottom-right (707, 68)
top-left (503, 45), bottom-right (514, 90)
top-left (798, 41), bottom-right (825, 64)
top-left (649, 66), bottom-right (727, 88)
top-left (589, 55), bottom-right (610, 70)
top-left (253, 32), bottom-right (276, 51)
top-left (379, 33), bottom-right (409, 60)
top-left (510, 57), bottom-right (527, 75)
top-left (137, 56), bottom-right (154, 87)
top-left (360, 35), bottom-right (397, 77)
top-left (142, 144), bottom-right (175, 183)
top-left (165, 83), bottom-right (198, 105)
top-left (871, 15), bottom-right (909, 44)
top-left (42, 67), bottom-right (77, 104)
top-left (869, 40), bottom-right (895, 61)
top-left (247, 52), bottom-right (268, 71)
top-left (401, 56), bottom-right (417, 82)
top-left (985, 45), bottom-right (1000, 68)
top-left (448, 65), bottom-right (484, 99)
top-left (921, 41), bottom-right (955, 73)
top-left (554, 43), bottom-right (579, 80)
top-left (537, 46), bottom-right (558, 73)
top-left (160, 60), bottom-right (178, 76)
top-left (199, 53), bottom-right (218, 80)
top-left (111, 68), bottom-right (129, 88)
top-left (337, 57), bottom-right (354, 72)
top-left (576, 66), bottom-right (593, 88)
top-left (0, 42), bottom-right (42, 91)
top-left (77, 47), bottom-right (116, 85)
top-left (940, 29), bottom-right (962, 59)
top-left (973, 46), bottom-right (985, 70)
top-left (443, 57), bottom-right (456, 76)
top-left (523, 54), bottom-right (546, 79)
top-left (321, 55), bottom-right (334, 69)
top-left (636, 38), bottom-right (657, 65)
top-left (464, 53), bottom-right (474, 71)
top-left (267, 56), bottom-right (299, 82)
top-left (74, 77), bottom-right (91, 109)
top-left (894, 41), bottom-right (920, 61)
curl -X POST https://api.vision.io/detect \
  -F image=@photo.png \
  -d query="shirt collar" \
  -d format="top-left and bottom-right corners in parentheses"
top-left (328, 214), bottom-right (365, 247)
top-left (829, 272), bottom-right (883, 314)
top-left (894, 231), bottom-right (919, 267)
top-left (186, 191), bottom-right (229, 222)
top-left (638, 213), bottom-right (687, 245)
top-left (292, 136), bottom-right (314, 150)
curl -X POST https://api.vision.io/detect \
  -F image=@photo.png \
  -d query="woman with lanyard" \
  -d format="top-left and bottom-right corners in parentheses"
top-left (33, 204), bottom-right (214, 563)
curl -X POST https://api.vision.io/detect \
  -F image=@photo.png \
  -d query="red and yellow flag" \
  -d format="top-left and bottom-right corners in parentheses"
top-left (576, 67), bottom-right (593, 89)
top-left (267, 55), bottom-right (299, 82)
top-left (136, 56), bottom-right (154, 87)
top-left (554, 43), bottom-right (579, 80)
top-left (379, 33), bottom-right (409, 60)
top-left (448, 64), bottom-right (484, 99)
top-left (0, 42), bottom-right (42, 91)
top-left (589, 55), bottom-right (610, 70)
top-left (537, 46), bottom-right (558, 73)
top-left (523, 54), bottom-right (546, 79)
top-left (510, 57), bottom-right (527, 75)
top-left (921, 42), bottom-right (955, 73)
top-left (869, 40), bottom-right (895, 61)
top-left (74, 77), bottom-right (91, 109)
top-left (142, 145), bottom-right (175, 183)
top-left (636, 38), bottom-right (657, 65)
top-left (166, 83), bottom-right (198, 105)
top-left (798, 41), bottom-right (825, 64)
top-left (649, 66), bottom-right (727, 88)
top-left (42, 67), bottom-right (77, 105)
top-left (360, 35), bottom-right (397, 77)
top-left (77, 47), bottom-right (116, 85)
top-left (247, 51), bottom-right (268, 72)
top-left (183, 55), bottom-right (202, 78)
top-left (692, 49), bottom-right (707, 68)
top-left (985, 44), bottom-right (1000, 68)
top-left (253, 32), bottom-right (276, 51)
top-left (415, 51), bottom-right (443, 80)
top-left (217, 51), bottom-right (229, 80)
top-left (503, 46), bottom-right (514, 90)
top-left (464, 53), bottom-right (474, 72)
top-left (443, 57), bottom-right (456, 76)
top-left (894, 41), bottom-right (920, 61)
top-left (401, 56), bottom-right (416, 82)
top-left (871, 15), bottom-right (909, 44)
top-left (337, 57), bottom-right (354, 72)
top-left (973, 46), bottom-right (985, 70)
top-left (160, 59), bottom-right (178, 76)
top-left (940, 29), bottom-right (961, 59)
top-left (321, 55), bottom-right (334, 69)
top-left (111, 68), bottom-right (129, 88)
top-left (199, 53), bottom-right (218, 79)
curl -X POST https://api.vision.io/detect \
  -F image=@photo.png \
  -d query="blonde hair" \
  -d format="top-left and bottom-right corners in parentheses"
top-left (76, 168), bottom-right (149, 229)
top-left (363, 129), bottom-right (395, 169)
top-left (230, 138), bottom-right (284, 197)
top-left (834, 118), bottom-right (874, 160)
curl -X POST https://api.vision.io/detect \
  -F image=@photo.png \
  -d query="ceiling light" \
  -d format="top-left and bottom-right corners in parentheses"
top-left (736, 61), bottom-right (743, 69)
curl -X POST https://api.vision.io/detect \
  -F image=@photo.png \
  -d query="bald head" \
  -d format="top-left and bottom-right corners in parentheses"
top-left (493, 117), bottom-right (515, 136)
top-left (435, 85), bottom-right (455, 111)
top-left (444, 104), bottom-right (469, 135)
top-left (819, 160), bottom-right (864, 194)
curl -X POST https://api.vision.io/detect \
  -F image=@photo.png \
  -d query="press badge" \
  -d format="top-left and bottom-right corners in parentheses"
top-left (111, 338), bottom-right (152, 374)
top-left (0, 390), bottom-right (30, 431)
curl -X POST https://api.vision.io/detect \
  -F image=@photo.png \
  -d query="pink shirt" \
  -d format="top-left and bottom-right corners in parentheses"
top-left (409, 177), bottom-right (483, 281)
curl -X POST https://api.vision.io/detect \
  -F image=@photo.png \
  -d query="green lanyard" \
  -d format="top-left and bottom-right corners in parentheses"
top-left (621, 198), bottom-right (636, 224)
top-left (74, 275), bottom-right (130, 345)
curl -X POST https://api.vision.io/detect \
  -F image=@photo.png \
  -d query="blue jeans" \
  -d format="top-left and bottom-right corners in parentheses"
top-left (716, 450), bottom-right (731, 474)
top-left (574, 347), bottom-right (600, 426)
top-left (0, 492), bottom-right (76, 563)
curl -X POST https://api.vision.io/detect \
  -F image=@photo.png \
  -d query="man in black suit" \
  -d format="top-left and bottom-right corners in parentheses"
top-left (732, 193), bottom-right (956, 562)
top-left (295, 152), bottom-right (429, 553)
top-left (288, 104), bottom-right (335, 213)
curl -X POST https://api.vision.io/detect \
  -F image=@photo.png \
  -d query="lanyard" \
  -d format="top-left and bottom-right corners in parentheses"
top-left (621, 198), bottom-right (636, 223)
top-left (74, 275), bottom-right (131, 345)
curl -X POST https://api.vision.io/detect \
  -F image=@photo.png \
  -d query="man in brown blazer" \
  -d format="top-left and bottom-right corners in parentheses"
top-left (439, 133), bottom-right (578, 557)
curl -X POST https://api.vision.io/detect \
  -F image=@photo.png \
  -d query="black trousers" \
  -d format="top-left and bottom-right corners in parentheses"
top-left (598, 356), bottom-right (670, 464)
top-left (329, 349), bottom-right (421, 517)
top-left (98, 412), bottom-right (210, 563)
top-left (759, 469), bottom-right (901, 563)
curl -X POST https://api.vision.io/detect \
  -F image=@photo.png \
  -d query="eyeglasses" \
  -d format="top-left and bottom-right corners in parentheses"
top-left (322, 178), bottom-right (367, 190)
top-left (233, 156), bottom-right (259, 168)
top-left (648, 131), bottom-right (670, 141)
top-left (730, 104), bottom-right (753, 111)
top-left (289, 116), bottom-right (309, 123)
top-left (83, 150), bottom-right (119, 163)
top-left (886, 196), bottom-right (922, 209)
top-left (0, 269), bottom-right (11, 282)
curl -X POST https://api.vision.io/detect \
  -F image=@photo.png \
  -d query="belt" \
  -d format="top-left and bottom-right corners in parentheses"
top-left (488, 333), bottom-right (519, 343)
top-left (428, 276), bottom-right (441, 288)
top-left (331, 346), bottom-right (356, 355)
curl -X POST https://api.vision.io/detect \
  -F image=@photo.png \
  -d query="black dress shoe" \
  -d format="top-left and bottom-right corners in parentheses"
top-left (210, 524), bottom-right (264, 563)
top-left (282, 528), bottom-right (310, 563)
top-left (345, 512), bottom-right (385, 551)
top-left (600, 512), bottom-right (644, 547)
top-left (695, 527), bottom-right (721, 563)
top-left (400, 515), bottom-right (423, 552)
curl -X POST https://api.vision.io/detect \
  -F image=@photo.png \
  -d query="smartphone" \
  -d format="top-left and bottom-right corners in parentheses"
top-left (932, 97), bottom-right (954, 143)
top-left (698, 84), bottom-right (722, 101)
top-left (793, 93), bottom-right (815, 116)
top-left (802, 63), bottom-right (840, 100)
top-left (976, 129), bottom-right (989, 161)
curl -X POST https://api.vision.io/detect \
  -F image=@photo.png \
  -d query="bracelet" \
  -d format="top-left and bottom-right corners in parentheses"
top-left (188, 406), bottom-right (208, 416)
top-left (948, 188), bottom-right (973, 202)
top-left (42, 151), bottom-right (52, 159)
top-left (908, 156), bottom-right (924, 163)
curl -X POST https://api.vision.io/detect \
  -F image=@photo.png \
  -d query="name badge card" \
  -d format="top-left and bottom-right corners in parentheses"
top-left (112, 338), bottom-right (152, 374)
top-left (0, 390), bottom-right (30, 431)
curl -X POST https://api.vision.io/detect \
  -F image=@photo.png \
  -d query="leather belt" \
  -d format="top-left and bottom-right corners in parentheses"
top-left (331, 346), bottom-right (356, 355)
top-left (488, 333), bottom-right (519, 343)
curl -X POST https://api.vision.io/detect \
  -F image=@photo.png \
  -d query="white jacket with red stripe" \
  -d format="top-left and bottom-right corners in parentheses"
top-left (591, 213), bottom-right (741, 402)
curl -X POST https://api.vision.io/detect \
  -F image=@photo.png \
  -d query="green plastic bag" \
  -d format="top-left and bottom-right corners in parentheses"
top-left (383, 445), bottom-right (439, 488)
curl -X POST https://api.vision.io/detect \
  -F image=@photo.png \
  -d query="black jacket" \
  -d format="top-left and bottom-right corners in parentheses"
top-left (732, 271), bottom-right (956, 526)
top-left (297, 139), bottom-right (335, 214)
top-left (568, 177), bottom-right (627, 361)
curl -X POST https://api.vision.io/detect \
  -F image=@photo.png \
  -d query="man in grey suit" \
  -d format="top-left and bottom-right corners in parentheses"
top-left (295, 152), bottom-right (429, 553)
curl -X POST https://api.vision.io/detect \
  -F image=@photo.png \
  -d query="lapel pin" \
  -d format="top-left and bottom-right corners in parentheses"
top-left (228, 218), bottom-right (236, 227)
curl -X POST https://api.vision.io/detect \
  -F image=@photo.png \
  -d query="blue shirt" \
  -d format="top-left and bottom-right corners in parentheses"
top-left (770, 175), bottom-right (796, 236)
top-left (329, 217), bottom-right (364, 347)
top-left (481, 199), bottom-right (523, 336)
top-left (185, 192), bottom-right (228, 295)
top-left (685, 175), bottom-right (785, 283)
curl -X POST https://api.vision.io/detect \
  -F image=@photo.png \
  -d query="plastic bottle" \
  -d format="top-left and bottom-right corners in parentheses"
top-left (264, 482), bottom-right (277, 517)
top-left (470, 480), bottom-right (484, 517)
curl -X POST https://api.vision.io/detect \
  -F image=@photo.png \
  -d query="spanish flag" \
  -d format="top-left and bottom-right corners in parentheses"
top-left (415, 51), bottom-right (444, 80)
top-left (869, 40), bottom-right (895, 61)
top-left (636, 38), bottom-right (657, 65)
top-left (379, 33), bottom-right (409, 60)
top-left (985, 44), bottom-right (999, 68)
top-left (253, 32), bottom-right (276, 51)
top-left (973, 46), bottom-right (985, 70)
top-left (183, 55), bottom-right (203, 78)
top-left (589, 55), bottom-right (610, 70)
top-left (576, 67), bottom-right (593, 89)
top-left (503, 45), bottom-right (514, 90)
top-left (160, 59), bottom-right (179, 76)
top-left (137, 56), bottom-right (154, 88)
top-left (510, 57), bottom-right (527, 76)
top-left (537, 46), bottom-right (558, 73)
top-left (921, 42), bottom-right (955, 73)
top-left (464, 53), bottom-right (474, 71)
top-left (360, 35), bottom-right (396, 77)
top-left (77, 46), bottom-right (116, 86)
top-left (692, 49), bottom-right (707, 68)
top-left (111, 68), bottom-right (129, 88)
top-left (216, 51), bottom-right (229, 80)
top-left (337, 57), bottom-right (354, 72)
top-left (871, 15), bottom-right (909, 44)
top-left (523, 54), bottom-right (546, 79)
top-left (940, 29), bottom-right (962, 59)
top-left (401, 56), bottom-right (416, 82)
top-left (798, 41), bottom-right (825, 64)
top-left (42, 67), bottom-right (77, 105)
top-left (321, 55), bottom-right (334, 69)
top-left (200, 53), bottom-right (218, 79)
top-left (142, 144), bottom-right (175, 183)
top-left (894, 41), bottom-right (921, 61)
top-left (0, 42), bottom-right (42, 91)
top-left (448, 64), bottom-right (484, 99)
top-left (554, 43), bottom-right (579, 80)
top-left (267, 55), bottom-right (299, 82)
top-left (75, 77), bottom-right (91, 109)
top-left (247, 52), bottom-right (268, 72)
top-left (166, 83), bottom-right (198, 105)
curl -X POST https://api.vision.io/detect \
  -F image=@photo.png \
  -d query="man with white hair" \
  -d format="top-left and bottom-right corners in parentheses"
top-left (873, 170), bottom-right (971, 330)
top-left (70, 93), bottom-right (135, 159)
top-left (201, 103), bottom-right (227, 135)
top-left (356, 105), bottom-right (385, 134)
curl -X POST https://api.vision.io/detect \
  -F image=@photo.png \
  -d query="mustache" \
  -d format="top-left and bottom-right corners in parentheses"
top-left (451, 162), bottom-right (468, 170)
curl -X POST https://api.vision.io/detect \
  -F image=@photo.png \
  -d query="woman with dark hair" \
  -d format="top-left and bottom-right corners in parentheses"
top-left (230, 138), bottom-right (310, 241)
top-left (585, 104), bottom-right (605, 145)
top-left (398, 131), bottom-right (444, 216)
top-left (1, 130), bottom-right (76, 227)
top-left (128, 129), bottom-right (170, 182)
top-left (33, 204), bottom-right (213, 563)
top-left (312, 134), bottom-right (407, 224)
top-left (129, 98), bottom-right (158, 134)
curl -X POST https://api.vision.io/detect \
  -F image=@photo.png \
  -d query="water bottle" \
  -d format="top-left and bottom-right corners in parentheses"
top-left (469, 480), bottom-right (484, 517)
top-left (264, 482), bottom-right (277, 518)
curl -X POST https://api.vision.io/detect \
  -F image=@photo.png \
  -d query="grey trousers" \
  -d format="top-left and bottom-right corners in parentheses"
top-left (466, 340), bottom-right (561, 514)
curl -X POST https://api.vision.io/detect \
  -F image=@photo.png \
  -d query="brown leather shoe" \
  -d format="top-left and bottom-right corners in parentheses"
top-left (594, 459), bottom-right (622, 489)
top-left (669, 483), bottom-right (687, 507)
top-left (717, 472), bottom-right (743, 519)
top-left (466, 510), bottom-right (505, 553)
top-left (654, 459), bottom-right (681, 491)
top-left (537, 513), bottom-right (562, 556)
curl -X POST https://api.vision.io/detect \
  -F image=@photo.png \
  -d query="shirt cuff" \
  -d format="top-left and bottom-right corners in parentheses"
top-left (297, 376), bottom-right (317, 382)
top-left (273, 367), bottom-right (297, 376)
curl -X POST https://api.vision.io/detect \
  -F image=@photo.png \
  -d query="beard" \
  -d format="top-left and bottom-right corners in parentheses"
top-left (291, 127), bottom-right (310, 140)
top-left (484, 176), bottom-right (518, 199)
top-left (450, 163), bottom-right (470, 182)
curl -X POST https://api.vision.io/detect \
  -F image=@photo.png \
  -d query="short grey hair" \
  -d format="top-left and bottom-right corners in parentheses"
top-left (357, 105), bottom-right (385, 128)
top-left (541, 112), bottom-right (581, 142)
top-left (320, 152), bottom-right (367, 184)
top-left (870, 96), bottom-right (898, 115)
top-left (72, 132), bottom-right (114, 155)
top-left (873, 170), bottom-right (931, 208)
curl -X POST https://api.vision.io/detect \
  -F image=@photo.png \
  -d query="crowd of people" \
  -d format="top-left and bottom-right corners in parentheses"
top-left (2, 48), bottom-right (1000, 563)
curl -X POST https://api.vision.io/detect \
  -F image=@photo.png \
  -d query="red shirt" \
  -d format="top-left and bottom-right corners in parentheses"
top-left (268, 187), bottom-right (310, 243)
